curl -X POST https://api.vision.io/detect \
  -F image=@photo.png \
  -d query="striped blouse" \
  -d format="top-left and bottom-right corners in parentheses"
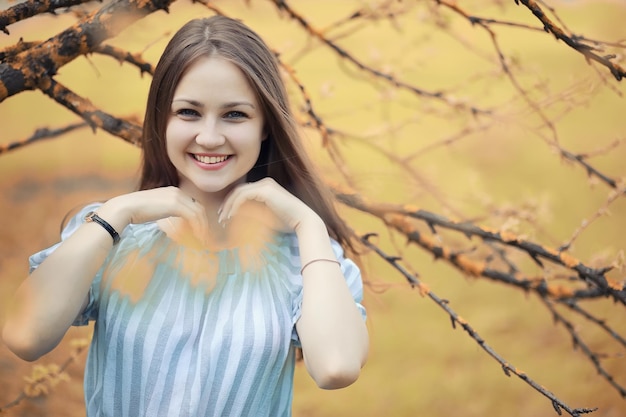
top-left (29, 203), bottom-right (366, 417)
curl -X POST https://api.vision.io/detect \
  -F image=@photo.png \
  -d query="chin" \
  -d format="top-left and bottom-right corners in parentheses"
top-left (179, 174), bottom-right (247, 196)
top-left (195, 182), bottom-right (237, 195)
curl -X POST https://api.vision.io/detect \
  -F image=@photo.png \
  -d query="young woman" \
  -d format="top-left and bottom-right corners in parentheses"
top-left (2, 16), bottom-right (368, 417)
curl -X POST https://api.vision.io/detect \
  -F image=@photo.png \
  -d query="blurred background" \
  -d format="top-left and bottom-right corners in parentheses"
top-left (1, 0), bottom-right (625, 415)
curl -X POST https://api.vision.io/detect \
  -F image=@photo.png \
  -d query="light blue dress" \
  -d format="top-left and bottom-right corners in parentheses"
top-left (29, 203), bottom-right (366, 417)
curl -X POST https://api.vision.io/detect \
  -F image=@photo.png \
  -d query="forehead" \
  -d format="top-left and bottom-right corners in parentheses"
top-left (173, 56), bottom-right (258, 104)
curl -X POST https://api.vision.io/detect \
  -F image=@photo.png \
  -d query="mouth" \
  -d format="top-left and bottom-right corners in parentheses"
top-left (191, 154), bottom-right (231, 164)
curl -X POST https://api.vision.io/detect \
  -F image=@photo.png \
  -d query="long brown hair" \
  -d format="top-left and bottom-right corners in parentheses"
top-left (139, 16), bottom-right (355, 250)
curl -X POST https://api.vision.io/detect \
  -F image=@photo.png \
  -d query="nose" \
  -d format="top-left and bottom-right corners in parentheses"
top-left (195, 119), bottom-right (226, 148)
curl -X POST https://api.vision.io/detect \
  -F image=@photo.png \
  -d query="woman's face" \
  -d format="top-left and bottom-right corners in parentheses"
top-left (166, 56), bottom-right (265, 201)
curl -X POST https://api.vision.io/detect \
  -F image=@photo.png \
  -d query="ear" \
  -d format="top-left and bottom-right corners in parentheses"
top-left (261, 125), bottom-right (269, 141)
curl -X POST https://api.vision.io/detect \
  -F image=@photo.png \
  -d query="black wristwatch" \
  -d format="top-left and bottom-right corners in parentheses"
top-left (85, 211), bottom-right (121, 245)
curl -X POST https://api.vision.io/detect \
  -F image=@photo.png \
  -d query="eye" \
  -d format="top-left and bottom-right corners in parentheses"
top-left (224, 110), bottom-right (248, 120)
top-left (174, 108), bottom-right (201, 118)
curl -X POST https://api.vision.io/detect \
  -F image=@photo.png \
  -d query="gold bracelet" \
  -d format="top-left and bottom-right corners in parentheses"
top-left (300, 258), bottom-right (341, 275)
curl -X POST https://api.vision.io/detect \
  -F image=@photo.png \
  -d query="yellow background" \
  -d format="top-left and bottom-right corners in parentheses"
top-left (1, 0), bottom-right (625, 416)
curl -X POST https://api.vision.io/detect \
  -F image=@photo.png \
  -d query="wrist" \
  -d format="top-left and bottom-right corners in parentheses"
top-left (295, 215), bottom-right (337, 264)
top-left (294, 214), bottom-right (327, 239)
top-left (85, 211), bottom-right (120, 244)
top-left (94, 198), bottom-right (132, 234)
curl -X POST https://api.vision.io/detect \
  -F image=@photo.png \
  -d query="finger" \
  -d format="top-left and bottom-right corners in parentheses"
top-left (223, 183), bottom-right (298, 234)
top-left (220, 181), bottom-right (272, 224)
top-left (190, 197), bottom-right (210, 245)
top-left (176, 191), bottom-right (209, 244)
top-left (218, 182), bottom-right (252, 224)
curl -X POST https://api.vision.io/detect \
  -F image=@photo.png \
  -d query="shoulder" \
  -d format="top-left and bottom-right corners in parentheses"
top-left (29, 202), bottom-right (104, 272)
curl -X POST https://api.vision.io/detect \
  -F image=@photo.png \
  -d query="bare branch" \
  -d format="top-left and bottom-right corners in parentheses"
top-left (270, 0), bottom-right (490, 115)
top-left (436, 0), bottom-right (559, 143)
top-left (278, 57), bottom-right (331, 146)
top-left (517, 0), bottom-right (626, 81)
top-left (327, 125), bottom-right (467, 218)
top-left (0, 0), bottom-right (96, 35)
top-left (541, 297), bottom-right (626, 398)
top-left (361, 235), bottom-right (597, 417)
top-left (559, 186), bottom-right (625, 252)
top-left (0, 0), bottom-right (176, 102)
top-left (0, 39), bottom-right (38, 62)
top-left (558, 147), bottom-right (620, 189)
top-left (0, 122), bottom-right (88, 154)
top-left (335, 188), bottom-right (626, 304)
top-left (92, 44), bottom-right (154, 75)
top-left (39, 76), bottom-right (141, 145)
top-left (320, 0), bottom-right (410, 37)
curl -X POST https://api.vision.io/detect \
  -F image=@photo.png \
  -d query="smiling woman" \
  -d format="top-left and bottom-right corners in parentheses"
top-left (166, 56), bottom-right (266, 202)
top-left (1, 15), bottom-right (368, 417)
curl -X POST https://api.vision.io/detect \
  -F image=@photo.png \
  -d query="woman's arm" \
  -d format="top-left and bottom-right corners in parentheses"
top-left (217, 178), bottom-right (369, 389)
top-left (294, 217), bottom-right (369, 390)
top-left (2, 215), bottom-right (119, 361)
top-left (2, 187), bottom-right (208, 361)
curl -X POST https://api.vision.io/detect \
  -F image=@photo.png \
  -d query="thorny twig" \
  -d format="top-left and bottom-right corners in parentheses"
top-left (436, 0), bottom-right (559, 143)
top-left (271, 0), bottom-right (490, 115)
top-left (92, 44), bottom-right (154, 76)
top-left (559, 185), bottom-right (626, 252)
top-left (0, 0), bottom-right (96, 35)
top-left (540, 297), bottom-right (626, 398)
top-left (435, 0), bottom-right (626, 193)
top-left (516, 0), bottom-right (626, 81)
top-left (0, 122), bottom-right (88, 154)
top-left (39, 76), bottom-right (142, 145)
top-left (361, 234), bottom-right (598, 417)
top-left (335, 189), bottom-right (626, 304)
top-left (561, 300), bottom-right (626, 350)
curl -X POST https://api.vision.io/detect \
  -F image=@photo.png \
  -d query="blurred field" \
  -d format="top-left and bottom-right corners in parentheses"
top-left (1, 0), bottom-right (626, 416)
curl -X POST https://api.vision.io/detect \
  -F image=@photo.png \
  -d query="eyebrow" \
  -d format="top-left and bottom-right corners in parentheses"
top-left (172, 99), bottom-right (256, 110)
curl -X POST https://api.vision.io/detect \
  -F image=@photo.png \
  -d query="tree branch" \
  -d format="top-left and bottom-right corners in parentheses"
top-left (270, 0), bottom-right (490, 115)
top-left (0, 0), bottom-right (97, 35)
top-left (361, 234), bottom-right (598, 417)
top-left (436, 0), bottom-right (559, 143)
top-left (335, 188), bottom-right (626, 305)
top-left (0, 0), bottom-right (176, 102)
top-left (39, 76), bottom-right (142, 145)
top-left (541, 297), bottom-right (626, 398)
top-left (517, 0), bottom-right (626, 81)
top-left (0, 121), bottom-right (88, 154)
top-left (92, 43), bottom-right (154, 75)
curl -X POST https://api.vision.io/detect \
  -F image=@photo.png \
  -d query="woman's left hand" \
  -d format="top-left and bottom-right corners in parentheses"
top-left (217, 178), bottom-right (321, 234)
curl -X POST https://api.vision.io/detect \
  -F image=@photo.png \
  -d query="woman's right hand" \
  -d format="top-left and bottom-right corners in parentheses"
top-left (97, 186), bottom-right (210, 244)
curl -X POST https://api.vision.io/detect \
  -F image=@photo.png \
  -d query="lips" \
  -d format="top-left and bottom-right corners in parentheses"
top-left (191, 154), bottom-right (230, 164)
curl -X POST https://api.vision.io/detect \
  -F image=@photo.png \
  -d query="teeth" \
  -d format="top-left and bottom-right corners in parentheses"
top-left (194, 155), bottom-right (228, 164)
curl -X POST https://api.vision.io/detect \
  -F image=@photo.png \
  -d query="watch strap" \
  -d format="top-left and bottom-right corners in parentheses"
top-left (85, 211), bottom-right (121, 244)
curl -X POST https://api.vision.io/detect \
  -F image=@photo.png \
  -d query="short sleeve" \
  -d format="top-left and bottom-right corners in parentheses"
top-left (291, 238), bottom-right (367, 345)
top-left (28, 203), bottom-right (104, 326)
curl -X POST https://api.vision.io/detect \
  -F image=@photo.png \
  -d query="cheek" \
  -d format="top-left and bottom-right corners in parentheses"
top-left (164, 125), bottom-right (175, 159)
top-left (165, 121), bottom-right (188, 153)
top-left (228, 123), bottom-right (265, 148)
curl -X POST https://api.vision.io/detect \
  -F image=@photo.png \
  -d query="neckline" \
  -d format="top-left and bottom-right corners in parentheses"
top-left (154, 217), bottom-right (284, 255)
